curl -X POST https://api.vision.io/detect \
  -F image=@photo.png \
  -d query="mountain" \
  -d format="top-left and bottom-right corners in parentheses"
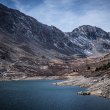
top-left (0, 3), bottom-right (110, 59)
top-left (67, 25), bottom-right (110, 56)
top-left (0, 3), bottom-right (110, 79)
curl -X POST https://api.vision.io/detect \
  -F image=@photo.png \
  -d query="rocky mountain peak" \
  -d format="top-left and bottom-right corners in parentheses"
top-left (71, 25), bottom-right (109, 40)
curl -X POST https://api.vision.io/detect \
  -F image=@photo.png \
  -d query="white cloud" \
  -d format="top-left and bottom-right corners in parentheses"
top-left (14, 0), bottom-right (110, 32)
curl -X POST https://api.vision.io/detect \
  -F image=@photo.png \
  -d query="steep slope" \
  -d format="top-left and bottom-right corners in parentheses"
top-left (0, 3), bottom-right (84, 57)
top-left (0, 3), bottom-right (110, 79)
top-left (1, 3), bottom-right (110, 58)
top-left (67, 25), bottom-right (110, 56)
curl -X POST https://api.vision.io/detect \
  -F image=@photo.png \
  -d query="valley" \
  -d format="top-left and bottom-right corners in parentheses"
top-left (0, 3), bottom-right (110, 99)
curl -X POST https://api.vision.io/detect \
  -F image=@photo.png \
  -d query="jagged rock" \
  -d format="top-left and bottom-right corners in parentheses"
top-left (77, 91), bottom-right (91, 95)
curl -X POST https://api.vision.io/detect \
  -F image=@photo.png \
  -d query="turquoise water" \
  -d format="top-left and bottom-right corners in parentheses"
top-left (0, 80), bottom-right (110, 110)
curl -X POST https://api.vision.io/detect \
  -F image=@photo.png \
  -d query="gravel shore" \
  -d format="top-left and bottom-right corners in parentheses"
top-left (56, 75), bottom-right (110, 98)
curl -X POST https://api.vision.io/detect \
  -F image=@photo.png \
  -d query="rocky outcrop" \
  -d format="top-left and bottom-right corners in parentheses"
top-left (77, 91), bottom-right (91, 95)
top-left (67, 25), bottom-right (110, 56)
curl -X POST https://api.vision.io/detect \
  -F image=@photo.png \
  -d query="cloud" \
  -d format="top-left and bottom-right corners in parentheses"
top-left (14, 0), bottom-right (110, 32)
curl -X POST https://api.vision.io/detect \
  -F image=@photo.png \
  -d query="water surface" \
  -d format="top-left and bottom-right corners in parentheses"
top-left (0, 80), bottom-right (110, 110)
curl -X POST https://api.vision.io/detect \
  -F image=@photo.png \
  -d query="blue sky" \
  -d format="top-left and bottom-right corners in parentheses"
top-left (0, 0), bottom-right (110, 32)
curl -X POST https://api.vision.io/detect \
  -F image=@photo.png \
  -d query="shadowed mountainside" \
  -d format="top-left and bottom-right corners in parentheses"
top-left (0, 3), bottom-right (110, 79)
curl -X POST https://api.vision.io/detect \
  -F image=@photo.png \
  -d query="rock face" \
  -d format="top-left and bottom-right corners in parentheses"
top-left (67, 25), bottom-right (110, 56)
top-left (0, 3), bottom-right (110, 58)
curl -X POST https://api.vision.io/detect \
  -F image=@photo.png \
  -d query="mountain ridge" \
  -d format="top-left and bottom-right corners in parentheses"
top-left (0, 3), bottom-right (110, 80)
top-left (0, 3), bottom-right (110, 58)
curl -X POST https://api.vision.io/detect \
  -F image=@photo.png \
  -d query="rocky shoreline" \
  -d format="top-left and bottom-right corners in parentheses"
top-left (1, 74), bottom-right (110, 99)
top-left (0, 76), bottom-right (68, 81)
top-left (55, 75), bottom-right (110, 99)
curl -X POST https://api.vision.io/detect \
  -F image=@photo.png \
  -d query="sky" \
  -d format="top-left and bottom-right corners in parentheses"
top-left (0, 0), bottom-right (110, 32)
